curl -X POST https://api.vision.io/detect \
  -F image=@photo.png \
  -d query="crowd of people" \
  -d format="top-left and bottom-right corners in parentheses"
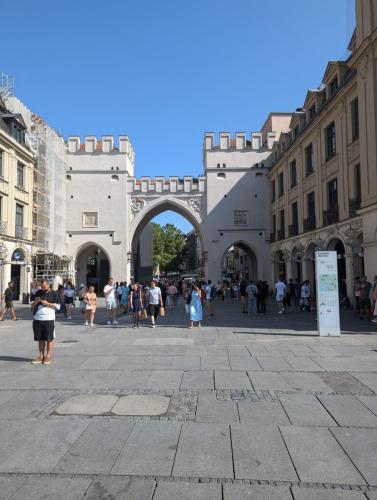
top-left (1, 273), bottom-right (376, 366)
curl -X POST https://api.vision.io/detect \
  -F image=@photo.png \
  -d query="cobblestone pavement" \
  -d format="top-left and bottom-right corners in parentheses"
top-left (1, 299), bottom-right (377, 499)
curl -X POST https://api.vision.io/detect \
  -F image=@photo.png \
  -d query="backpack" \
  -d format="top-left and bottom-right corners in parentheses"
top-left (210, 285), bottom-right (217, 299)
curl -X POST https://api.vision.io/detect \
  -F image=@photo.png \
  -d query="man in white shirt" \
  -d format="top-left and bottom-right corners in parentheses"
top-left (31, 279), bottom-right (61, 365)
top-left (274, 277), bottom-right (286, 314)
top-left (147, 280), bottom-right (163, 328)
top-left (103, 277), bottom-right (118, 325)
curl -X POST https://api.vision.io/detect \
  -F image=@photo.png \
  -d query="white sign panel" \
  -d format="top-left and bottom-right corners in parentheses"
top-left (315, 251), bottom-right (340, 336)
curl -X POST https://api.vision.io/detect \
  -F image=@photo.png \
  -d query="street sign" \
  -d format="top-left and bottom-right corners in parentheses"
top-left (315, 251), bottom-right (341, 336)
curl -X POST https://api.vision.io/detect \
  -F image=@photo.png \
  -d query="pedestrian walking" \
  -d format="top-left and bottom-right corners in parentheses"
top-left (300, 280), bottom-right (311, 312)
top-left (188, 282), bottom-right (203, 328)
top-left (31, 279), bottom-right (60, 365)
top-left (78, 283), bottom-right (87, 317)
top-left (358, 276), bottom-right (371, 320)
top-left (130, 282), bottom-right (143, 328)
top-left (0, 281), bottom-right (18, 321)
top-left (274, 277), bottom-right (286, 314)
top-left (147, 279), bottom-right (163, 328)
top-left (64, 281), bottom-right (75, 320)
top-left (84, 285), bottom-right (97, 326)
top-left (120, 282), bottom-right (130, 312)
top-left (167, 282), bottom-right (178, 307)
top-left (204, 280), bottom-right (215, 317)
top-left (104, 277), bottom-right (118, 325)
top-left (240, 280), bottom-right (247, 314)
top-left (246, 280), bottom-right (257, 315)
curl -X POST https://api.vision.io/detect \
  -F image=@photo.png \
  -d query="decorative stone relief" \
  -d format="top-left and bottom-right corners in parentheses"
top-left (188, 197), bottom-right (202, 213)
top-left (131, 198), bottom-right (145, 213)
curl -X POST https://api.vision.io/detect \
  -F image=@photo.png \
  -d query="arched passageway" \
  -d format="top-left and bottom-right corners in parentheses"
top-left (129, 200), bottom-right (205, 282)
top-left (221, 242), bottom-right (258, 282)
top-left (76, 244), bottom-right (110, 295)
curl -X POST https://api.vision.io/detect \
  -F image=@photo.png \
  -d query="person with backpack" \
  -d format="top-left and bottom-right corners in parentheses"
top-left (246, 280), bottom-right (257, 315)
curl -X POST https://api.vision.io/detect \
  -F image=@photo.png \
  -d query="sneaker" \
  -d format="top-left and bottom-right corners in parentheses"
top-left (90, 323), bottom-right (94, 326)
top-left (113, 320), bottom-right (119, 325)
top-left (68, 316), bottom-right (72, 320)
top-left (107, 320), bottom-right (111, 325)
top-left (31, 356), bottom-right (43, 364)
top-left (371, 318), bottom-right (377, 323)
top-left (133, 324), bottom-right (137, 329)
top-left (85, 321), bottom-right (89, 326)
top-left (278, 311), bottom-right (283, 314)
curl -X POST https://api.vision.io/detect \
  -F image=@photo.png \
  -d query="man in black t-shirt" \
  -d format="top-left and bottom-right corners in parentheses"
top-left (0, 282), bottom-right (17, 321)
top-left (31, 279), bottom-right (60, 365)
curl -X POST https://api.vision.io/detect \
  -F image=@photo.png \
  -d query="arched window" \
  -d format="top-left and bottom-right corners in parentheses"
top-left (111, 175), bottom-right (119, 181)
top-left (217, 173), bottom-right (226, 179)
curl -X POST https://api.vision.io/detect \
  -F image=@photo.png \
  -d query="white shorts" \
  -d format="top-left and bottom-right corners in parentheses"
top-left (276, 294), bottom-right (284, 302)
top-left (106, 300), bottom-right (117, 310)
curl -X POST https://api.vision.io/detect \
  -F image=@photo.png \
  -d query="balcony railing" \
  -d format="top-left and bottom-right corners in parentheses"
top-left (349, 197), bottom-right (361, 218)
top-left (277, 229), bottom-right (285, 241)
top-left (270, 232), bottom-right (276, 243)
top-left (323, 207), bottom-right (339, 226)
top-left (288, 224), bottom-right (299, 237)
top-left (0, 221), bottom-right (7, 235)
top-left (15, 226), bottom-right (28, 240)
top-left (303, 217), bottom-right (316, 232)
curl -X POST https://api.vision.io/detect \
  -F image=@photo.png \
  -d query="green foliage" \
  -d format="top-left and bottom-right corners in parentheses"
top-left (152, 222), bottom-right (187, 273)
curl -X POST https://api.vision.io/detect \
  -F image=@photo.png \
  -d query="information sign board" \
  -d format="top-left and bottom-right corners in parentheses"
top-left (315, 251), bottom-right (341, 336)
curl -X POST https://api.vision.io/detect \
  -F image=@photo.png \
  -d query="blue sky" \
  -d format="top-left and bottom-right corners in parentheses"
top-left (1, 0), bottom-right (354, 232)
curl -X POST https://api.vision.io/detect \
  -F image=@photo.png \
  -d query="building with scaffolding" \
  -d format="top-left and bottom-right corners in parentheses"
top-left (0, 79), bottom-right (34, 299)
top-left (4, 95), bottom-right (72, 286)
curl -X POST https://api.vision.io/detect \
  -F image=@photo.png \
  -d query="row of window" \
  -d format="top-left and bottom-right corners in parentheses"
top-left (0, 151), bottom-right (26, 188)
top-left (271, 166), bottom-right (361, 240)
top-left (0, 196), bottom-right (25, 233)
top-left (274, 98), bottom-right (359, 164)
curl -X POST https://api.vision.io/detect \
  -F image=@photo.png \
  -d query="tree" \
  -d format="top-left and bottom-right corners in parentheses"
top-left (152, 222), bottom-right (187, 273)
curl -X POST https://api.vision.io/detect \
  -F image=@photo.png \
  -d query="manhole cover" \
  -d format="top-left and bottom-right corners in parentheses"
top-left (61, 340), bottom-right (79, 343)
top-left (112, 395), bottom-right (170, 416)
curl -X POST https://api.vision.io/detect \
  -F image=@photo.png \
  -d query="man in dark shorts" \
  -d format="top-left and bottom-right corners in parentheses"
top-left (0, 282), bottom-right (17, 321)
top-left (31, 279), bottom-right (60, 365)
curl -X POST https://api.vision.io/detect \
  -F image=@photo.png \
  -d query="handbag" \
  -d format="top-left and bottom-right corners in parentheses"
top-left (85, 304), bottom-right (93, 310)
top-left (140, 308), bottom-right (147, 320)
top-left (159, 306), bottom-right (165, 317)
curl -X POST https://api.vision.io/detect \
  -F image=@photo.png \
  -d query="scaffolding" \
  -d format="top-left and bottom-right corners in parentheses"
top-left (4, 91), bottom-right (71, 281)
top-left (0, 73), bottom-right (15, 99)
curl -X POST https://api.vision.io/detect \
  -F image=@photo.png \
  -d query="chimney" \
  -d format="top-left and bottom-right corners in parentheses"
top-left (219, 132), bottom-right (230, 150)
top-left (235, 132), bottom-right (246, 150)
top-left (204, 132), bottom-right (214, 150)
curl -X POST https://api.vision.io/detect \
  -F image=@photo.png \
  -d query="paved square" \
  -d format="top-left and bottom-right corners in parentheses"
top-left (1, 300), bottom-right (377, 499)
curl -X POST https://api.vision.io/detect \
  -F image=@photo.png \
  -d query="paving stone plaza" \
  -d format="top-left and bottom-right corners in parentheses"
top-left (1, 300), bottom-right (377, 499)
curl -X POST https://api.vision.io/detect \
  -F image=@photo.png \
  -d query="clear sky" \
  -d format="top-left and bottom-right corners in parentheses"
top-left (1, 0), bottom-right (355, 232)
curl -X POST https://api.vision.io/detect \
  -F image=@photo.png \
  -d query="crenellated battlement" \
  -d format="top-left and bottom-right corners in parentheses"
top-left (204, 131), bottom-right (277, 151)
top-left (66, 135), bottom-right (135, 164)
top-left (127, 176), bottom-right (206, 194)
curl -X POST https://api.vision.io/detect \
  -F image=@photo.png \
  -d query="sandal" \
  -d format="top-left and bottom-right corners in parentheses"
top-left (43, 357), bottom-right (52, 365)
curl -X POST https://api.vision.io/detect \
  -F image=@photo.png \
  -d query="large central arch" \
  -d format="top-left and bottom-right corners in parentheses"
top-left (128, 197), bottom-right (207, 279)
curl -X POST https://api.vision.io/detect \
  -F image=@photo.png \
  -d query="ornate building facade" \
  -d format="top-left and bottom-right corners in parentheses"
top-left (0, 96), bottom-right (34, 299)
top-left (267, 0), bottom-right (377, 299)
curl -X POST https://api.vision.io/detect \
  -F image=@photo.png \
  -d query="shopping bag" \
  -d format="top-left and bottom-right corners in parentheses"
top-left (159, 306), bottom-right (165, 317)
top-left (140, 308), bottom-right (147, 320)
